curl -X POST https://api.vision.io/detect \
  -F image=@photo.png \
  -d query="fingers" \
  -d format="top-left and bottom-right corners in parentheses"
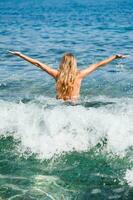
top-left (8, 50), bottom-right (20, 56)
top-left (121, 55), bottom-right (127, 58)
top-left (8, 50), bottom-right (15, 54)
top-left (116, 54), bottom-right (127, 59)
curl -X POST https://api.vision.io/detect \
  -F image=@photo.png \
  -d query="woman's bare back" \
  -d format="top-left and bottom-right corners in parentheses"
top-left (56, 72), bottom-right (82, 101)
top-left (8, 51), bottom-right (126, 102)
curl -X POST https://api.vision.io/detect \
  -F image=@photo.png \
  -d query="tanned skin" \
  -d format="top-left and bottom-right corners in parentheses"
top-left (9, 51), bottom-right (126, 101)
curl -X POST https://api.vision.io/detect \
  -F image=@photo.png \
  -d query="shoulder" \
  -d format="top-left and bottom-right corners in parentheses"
top-left (76, 70), bottom-right (83, 80)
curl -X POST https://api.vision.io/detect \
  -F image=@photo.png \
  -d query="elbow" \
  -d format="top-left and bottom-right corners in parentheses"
top-left (35, 61), bottom-right (41, 68)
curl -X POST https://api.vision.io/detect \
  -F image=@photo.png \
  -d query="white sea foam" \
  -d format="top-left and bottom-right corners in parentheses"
top-left (0, 96), bottom-right (133, 159)
top-left (124, 169), bottom-right (133, 187)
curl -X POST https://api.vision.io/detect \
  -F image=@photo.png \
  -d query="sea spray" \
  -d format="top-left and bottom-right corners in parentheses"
top-left (0, 96), bottom-right (133, 159)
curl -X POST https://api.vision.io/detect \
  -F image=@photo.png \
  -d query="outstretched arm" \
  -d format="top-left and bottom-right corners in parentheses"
top-left (8, 51), bottom-right (59, 79)
top-left (78, 54), bottom-right (126, 79)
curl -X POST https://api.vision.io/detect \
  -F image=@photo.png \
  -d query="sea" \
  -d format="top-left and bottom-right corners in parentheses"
top-left (0, 0), bottom-right (133, 199)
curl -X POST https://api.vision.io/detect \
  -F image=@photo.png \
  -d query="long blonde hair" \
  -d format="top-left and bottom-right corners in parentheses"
top-left (56, 53), bottom-right (77, 100)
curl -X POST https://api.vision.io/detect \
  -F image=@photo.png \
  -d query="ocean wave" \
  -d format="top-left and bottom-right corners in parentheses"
top-left (124, 169), bottom-right (133, 187)
top-left (0, 96), bottom-right (133, 159)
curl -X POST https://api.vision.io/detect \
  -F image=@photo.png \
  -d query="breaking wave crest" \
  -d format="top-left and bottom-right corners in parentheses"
top-left (0, 96), bottom-right (133, 159)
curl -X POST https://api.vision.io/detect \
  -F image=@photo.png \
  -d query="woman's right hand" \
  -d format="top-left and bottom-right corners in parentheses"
top-left (115, 54), bottom-right (127, 59)
top-left (8, 51), bottom-right (21, 56)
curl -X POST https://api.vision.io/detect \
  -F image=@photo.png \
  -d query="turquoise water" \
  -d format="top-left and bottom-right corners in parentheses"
top-left (0, 0), bottom-right (133, 199)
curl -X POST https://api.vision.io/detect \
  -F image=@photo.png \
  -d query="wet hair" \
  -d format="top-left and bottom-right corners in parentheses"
top-left (56, 53), bottom-right (77, 100)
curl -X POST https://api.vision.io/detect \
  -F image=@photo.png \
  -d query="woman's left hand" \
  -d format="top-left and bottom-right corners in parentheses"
top-left (8, 51), bottom-right (21, 56)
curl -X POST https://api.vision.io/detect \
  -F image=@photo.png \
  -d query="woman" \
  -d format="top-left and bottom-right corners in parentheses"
top-left (9, 51), bottom-right (126, 101)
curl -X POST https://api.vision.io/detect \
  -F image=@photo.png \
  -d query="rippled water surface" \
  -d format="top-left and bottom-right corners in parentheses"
top-left (0, 0), bottom-right (133, 199)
